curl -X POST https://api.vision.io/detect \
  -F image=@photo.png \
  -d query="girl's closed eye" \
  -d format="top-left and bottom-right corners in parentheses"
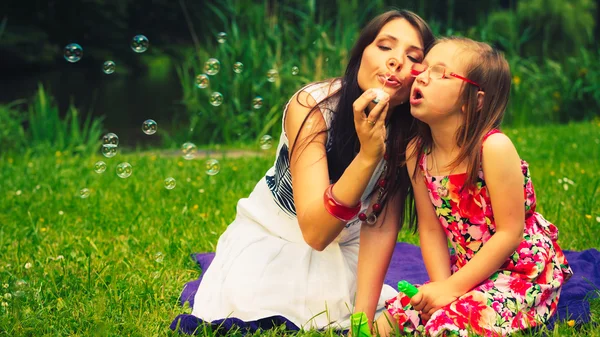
top-left (378, 45), bottom-right (392, 51)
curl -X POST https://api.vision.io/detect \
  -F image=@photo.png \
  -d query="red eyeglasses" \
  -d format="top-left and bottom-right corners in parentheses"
top-left (411, 63), bottom-right (483, 91)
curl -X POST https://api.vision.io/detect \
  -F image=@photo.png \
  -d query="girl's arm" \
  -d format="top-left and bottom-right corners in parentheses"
top-left (287, 88), bottom-right (389, 251)
top-left (445, 133), bottom-right (525, 294)
top-left (353, 191), bottom-right (402, 324)
top-left (406, 140), bottom-right (452, 282)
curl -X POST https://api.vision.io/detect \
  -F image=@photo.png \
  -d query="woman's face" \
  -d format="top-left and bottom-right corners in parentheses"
top-left (357, 18), bottom-right (425, 108)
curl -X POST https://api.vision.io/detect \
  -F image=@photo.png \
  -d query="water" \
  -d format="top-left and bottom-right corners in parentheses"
top-left (0, 63), bottom-right (183, 148)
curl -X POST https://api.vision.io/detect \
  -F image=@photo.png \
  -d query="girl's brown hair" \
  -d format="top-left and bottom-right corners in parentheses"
top-left (410, 37), bottom-right (511, 227)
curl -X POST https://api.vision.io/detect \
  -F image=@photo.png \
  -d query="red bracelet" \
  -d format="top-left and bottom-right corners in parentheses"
top-left (323, 184), bottom-right (362, 222)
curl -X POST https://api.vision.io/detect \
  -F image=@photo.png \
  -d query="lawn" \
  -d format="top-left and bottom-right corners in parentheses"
top-left (0, 121), bottom-right (598, 336)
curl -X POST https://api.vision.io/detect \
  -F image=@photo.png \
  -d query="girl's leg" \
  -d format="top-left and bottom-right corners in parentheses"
top-left (373, 310), bottom-right (399, 337)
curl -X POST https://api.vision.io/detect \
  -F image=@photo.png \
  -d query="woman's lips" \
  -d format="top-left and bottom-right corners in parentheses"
top-left (378, 75), bottom-right (402, 88)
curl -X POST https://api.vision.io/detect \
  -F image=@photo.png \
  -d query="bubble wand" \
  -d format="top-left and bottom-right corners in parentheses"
top-left (371, 72), bottom-right (390, 104)
top-left (350, 311), bottom-right (373, 337)
top-left (397, 280), bottom-right (419, 298)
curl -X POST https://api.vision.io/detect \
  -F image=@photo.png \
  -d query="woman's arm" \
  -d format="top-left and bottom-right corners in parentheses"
top-left (445, 133), bottom-right (525, 294)
top-left (287, 88), bottom-right (389, 251)
top-left (407, 141), bottom-right (452, 282)
top-left (353, 191), bottom-right (401, 323)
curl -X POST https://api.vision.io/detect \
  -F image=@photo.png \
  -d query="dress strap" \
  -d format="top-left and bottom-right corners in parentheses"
top-left (418, 148), bottom-right (429, 177)
top-left (482, 128), bottom-right (501, 143)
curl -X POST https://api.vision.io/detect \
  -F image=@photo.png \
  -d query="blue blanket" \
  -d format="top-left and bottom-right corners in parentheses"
top-left (171, 243), bottom-right (600, 335)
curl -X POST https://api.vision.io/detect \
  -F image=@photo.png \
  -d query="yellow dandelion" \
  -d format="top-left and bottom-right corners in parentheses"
top-left (512, 76), bottom-right (521, 85)
top-left (7, 158), bottom-right (13, 164)
top-left (585, 214), bottom-right (592, 219)
top-left (150, 155), bottom-right (157, 161)
top-left (193, 204), bottom-right (199, 210)
top-left (550, 171), bottom-right (555, 176)
top-left (55, 151), bottom-right (62, 157)
top-left (581, 169), bottom-right (585, 174)
top-left (178, 161), bottom-right (184, 167)
top-left (40, 227), bottom-right (47, 232)
top-left (567, 320), bottom-right (575, 327)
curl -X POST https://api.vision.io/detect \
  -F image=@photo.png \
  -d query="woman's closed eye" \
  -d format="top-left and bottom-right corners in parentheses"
top-left (407, 55), bottom-right (421, 63)
top-left (378, 45), bottom-right (392, 51)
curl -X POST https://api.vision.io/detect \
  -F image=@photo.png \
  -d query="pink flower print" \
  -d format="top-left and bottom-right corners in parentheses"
top-left (536, 287), bottom-right (553, 306)
top-left (491, 300), bottom-right (502, 312)
top-left (437, 185), bottom-right (449, 198)
top-left (428, 185), bottom-right (443, 207)
top-left (467, 223), bottom-right (487, 241)
top-left (509, 278), bottom-right (530, 297)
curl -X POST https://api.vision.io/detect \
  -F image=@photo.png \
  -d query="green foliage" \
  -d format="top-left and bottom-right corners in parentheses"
top-left (25, 84), bottom-right (104, 153)
top-left (175, 2), bottom-right (365, 145)
top-left (507, 48), bottom-right (600, 126)
top-left (484, 0), bottom-right (596, 61)
top-left (0, 122), bottom-right (599, 335)
top-left (0, 100), bottom-right (27, 154)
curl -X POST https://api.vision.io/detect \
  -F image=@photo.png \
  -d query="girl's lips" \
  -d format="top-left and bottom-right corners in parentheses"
top-left (410, 88), bottom-right (424, 105)
top-left (377, 75), bottom-right (402, 88)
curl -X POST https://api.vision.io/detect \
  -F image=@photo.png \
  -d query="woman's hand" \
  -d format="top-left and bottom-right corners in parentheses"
top-left (410, 281), bottom-right (461, 322)
top-left (353, 89), bottom-right (390, 161)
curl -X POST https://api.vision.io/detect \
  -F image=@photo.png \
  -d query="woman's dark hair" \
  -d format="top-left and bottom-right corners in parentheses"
top-left (291, 9), bottom-right (434, 230)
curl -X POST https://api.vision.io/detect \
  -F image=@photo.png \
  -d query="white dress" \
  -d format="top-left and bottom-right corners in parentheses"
top-left (190, 79), bottom-right (397, 330)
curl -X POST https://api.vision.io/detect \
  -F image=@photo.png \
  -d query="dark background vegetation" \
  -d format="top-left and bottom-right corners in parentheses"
top-left (0, 0), bottom-right (598, 152)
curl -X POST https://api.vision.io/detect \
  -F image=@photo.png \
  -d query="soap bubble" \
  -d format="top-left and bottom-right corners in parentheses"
top-left (101, 145), bottom-right (117, 158)
top-left (233, 62), bottom-right (244, 74)
top-left (204, 58), bottom-right (220, 76)
top-left (94, 161), bottom-right (107, 173)
top-left (116, 162), bottom-right (132, 178)
top-left (164, 177), bottom-right (176, 190)
top-left (154, 252), bottom-right (164, 263)
top-left (64, 43), bottom-right (83, 63)
top-left (182, 142), bottom-right (197, 160)
top-left (252, 96), bottom-right (263, 109)
top-left (216, 32), bottom-right (227, 44)
top-left (259, 135), bottom-right (273, 150)
top-left (209, 92), bottom-right (223, 106)
top-left (103, 61), bottom-right (115, 74)
top-left (292, 66), bottom-right (299, 75)
top-left (79, 188), bottom-right (90, 199)
top-left (267, 69), bottom-right (279, 82)
top-left (142, 119), bottom-right (157, 135)
top-left (102, 133), bottom-right (119, 146)
top-left (195, 74), bottom-right (209, 89)
top-left (205, 159), bottom-right (220, 176)
top-left (131, 35), bottom-right (149, 53)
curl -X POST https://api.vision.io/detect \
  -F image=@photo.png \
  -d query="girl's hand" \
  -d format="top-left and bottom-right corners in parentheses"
top-left (410, 281), bottom-right (461, 322)
top-left (353, 89), bottom-right (390, 161)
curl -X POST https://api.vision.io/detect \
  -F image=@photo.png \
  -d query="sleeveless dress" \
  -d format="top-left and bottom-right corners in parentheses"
top-left (189, 79), bottom-right (397, 330)
top-left (385, 129), bottom-right (573, 336)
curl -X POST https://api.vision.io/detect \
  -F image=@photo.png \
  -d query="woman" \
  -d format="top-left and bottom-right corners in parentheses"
top-left (171, 9), bottom-right (434, 334)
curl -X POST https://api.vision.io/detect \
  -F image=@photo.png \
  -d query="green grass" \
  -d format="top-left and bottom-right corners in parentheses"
top-left (0, 122), bottom-right (599, 336)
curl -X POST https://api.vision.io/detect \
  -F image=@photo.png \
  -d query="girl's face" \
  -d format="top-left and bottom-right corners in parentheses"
top-left (409, 42), bottom-right (471, 123)
top-left (357, 18), bottom-right (425, 108)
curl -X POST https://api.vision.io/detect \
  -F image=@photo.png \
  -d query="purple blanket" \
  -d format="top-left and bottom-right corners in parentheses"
top-left (171, 243), bottom-right (600, 335)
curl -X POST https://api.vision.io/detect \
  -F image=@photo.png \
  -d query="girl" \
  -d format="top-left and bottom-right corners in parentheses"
top-left (171, 10), bottom-right (434, 334)
top-left (375, 37), bottom-right (573, 336)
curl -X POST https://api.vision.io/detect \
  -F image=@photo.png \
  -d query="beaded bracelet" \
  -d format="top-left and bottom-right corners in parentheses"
top-left (323, 184), bottom-right (362, 222)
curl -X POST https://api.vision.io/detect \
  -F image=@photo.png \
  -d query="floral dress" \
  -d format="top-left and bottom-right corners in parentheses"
top-left (385, 129), bottom-right (573, 336)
